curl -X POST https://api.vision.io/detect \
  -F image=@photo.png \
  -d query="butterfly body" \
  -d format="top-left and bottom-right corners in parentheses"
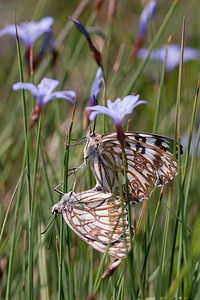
top-left (84, 131), bottom-right (179, 203)
top-left (52, 190), bottom-right (131, 259)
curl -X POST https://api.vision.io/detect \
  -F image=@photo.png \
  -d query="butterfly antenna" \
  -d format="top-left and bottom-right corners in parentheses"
top-left (71, 136), bottom-right (86, 141)
top-left (41, 216), bottom-right (56, 234)
top-left (72, 169), bottom-right (77, 193)
top-left (66, 140), bottom-right (86, 147)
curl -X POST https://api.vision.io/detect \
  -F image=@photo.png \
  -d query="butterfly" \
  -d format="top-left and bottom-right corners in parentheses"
top-left (52, 189), bottom-right (131, 260)
top-left (82, 130), bottom-right (181, 203)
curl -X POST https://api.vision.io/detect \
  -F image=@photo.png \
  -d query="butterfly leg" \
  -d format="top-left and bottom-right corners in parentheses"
top-left (70, 136), bottom-right (86, 141)
top-left (67, 162), bottom-right (86, 175)
top-left (65, 139), bottom-right (86, 148)
top-left (54, 183), bottom-right (64, 195)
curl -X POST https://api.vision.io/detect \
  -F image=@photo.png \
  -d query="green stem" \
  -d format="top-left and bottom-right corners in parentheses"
top-left (5, 133), bottom-right (29, 300)
top-left (117, 275), bottom-right (125, 300)
top-left (6, 22), bottom-right (32, 300)
top-left (88, 249), bottom-right (94, 294)
top-left (176, 25), bottom-right (185, 300)
top-left (182, 81), bottom-right (200, 187)
top-left (0, 173), bottom-right (22, 244)
top-left (155, 194), bottom-right (171, 299)
top-left (184, 124), bottom-right (200, 221)
top-left (122, 151), bottom-right (132, 241)
top-left (32, 114), bottom-right (42, 201)
top-left (40, 149), bottom-right (59, 234)
top-left (58, 100), bottom-right (76, 300)
top-left (93, 216), bottom-right (125, 292)
top-left (172, 18), bottom-right (184, 299)
top-left (141, 199), bottom-right (161, 277)
top-left (153, 54), bottom-right (167, 133)
top-left (121, 149), bottom-right (136, 299)
top-left (28, 113), bottom-right (42, 299)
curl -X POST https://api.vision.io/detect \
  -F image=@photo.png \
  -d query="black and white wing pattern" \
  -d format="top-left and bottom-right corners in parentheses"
top-left (84, 131), bottom-right (181, 203)
top-left (52, 190), bottom-right (131, 260)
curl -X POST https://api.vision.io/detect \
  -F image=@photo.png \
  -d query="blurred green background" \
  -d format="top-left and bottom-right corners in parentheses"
top-left (0, 0), bottom-right (200, 299)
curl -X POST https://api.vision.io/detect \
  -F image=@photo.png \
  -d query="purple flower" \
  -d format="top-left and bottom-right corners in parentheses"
top-left (13, 77), bottom-right (75, 106)
top-left (83, 67), bottom-right (103, 129)
top-left (87, 95), bottom-right (147, 126)
top-left (86, 95), bottom-right (147, 145)
top-left (13, 77), bottom-right (75, 129)
top-left (70, 16), bottom-right (102, 67)
top-left (137, 44), bottom-right (200, 72)
top-left (88, 67), bottom-right (103, 106)
top-left (0, 17), bottom-right (54, 46)
top-left (138, 0), bottom-right (157, 37)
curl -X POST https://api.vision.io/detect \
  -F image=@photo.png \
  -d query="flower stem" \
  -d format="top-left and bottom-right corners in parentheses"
top-left (58, 98), bottom-right (76, 300)
top-left (5, 132), bottom-right (29, 300)
top-left (5, 20), bottom-right (32, 300)
top-left (153, 36), bottom-right (171, 133)
top-left (182, 80), bottom-right (200, 187)
top-left (28, 113), bottom-right (42, 300)
top-left (168, 17), bottom-right (184, 294)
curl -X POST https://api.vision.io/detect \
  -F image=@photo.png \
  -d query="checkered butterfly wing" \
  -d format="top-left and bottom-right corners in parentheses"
top-left (52, 190), bottom-right (130, 260)
top-left (84, 131), bottom-right (179, 203)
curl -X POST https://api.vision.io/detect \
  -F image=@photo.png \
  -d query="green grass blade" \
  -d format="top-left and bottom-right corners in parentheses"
top-left (182, 80), bottom-right (200, 187)
top-left (153, 36), bottom-right (171, 133)
top-left (5, 136), bottom-right (29, 300)
top-left (58, 100), bottom-right (76, 300)
top-left (174, 18), bottom-right (185, 300)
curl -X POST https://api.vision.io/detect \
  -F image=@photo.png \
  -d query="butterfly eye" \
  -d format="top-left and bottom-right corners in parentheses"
top-left (52, 208), bottom-right (58, 215)
top-left (95, 186), bottom-right (103, 191)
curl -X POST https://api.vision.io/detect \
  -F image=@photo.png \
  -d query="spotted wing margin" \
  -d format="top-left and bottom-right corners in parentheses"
top-left (100, 131), bottom-right (179, 154)
top-left (92, 132), bottom-right (179, 201)
top-left (62, 191), bottom-right (130, 259)
top-left (100, 132), bottom-right (179, 182)
top-left (126, 133), bottom-right (179, 185)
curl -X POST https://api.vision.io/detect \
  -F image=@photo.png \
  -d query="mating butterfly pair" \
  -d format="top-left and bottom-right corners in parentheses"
top-left (52, 130), bottom-right (179, 259)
